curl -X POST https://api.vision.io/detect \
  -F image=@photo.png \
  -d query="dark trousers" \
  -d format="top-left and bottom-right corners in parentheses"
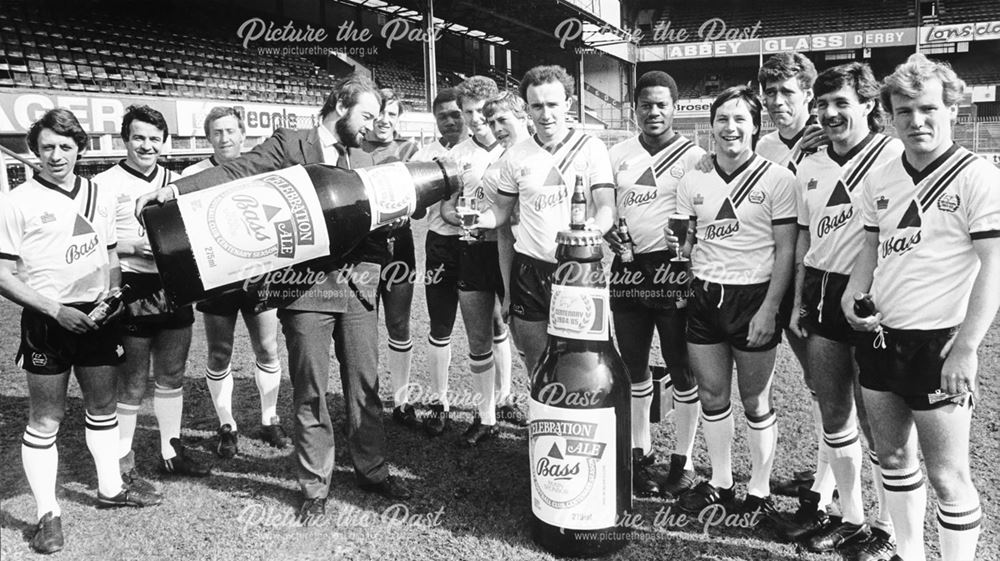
top-left (278, 298), bottom-right (387, 499)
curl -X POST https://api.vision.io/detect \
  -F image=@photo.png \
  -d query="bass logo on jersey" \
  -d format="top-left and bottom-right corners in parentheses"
top-left (748, 190), bottom-right (765, 204)
top-left (65, 215), bottom-right (99, 264)
top-left (937, 193), bottom-right (960, 213)
top-left (621, 189), bottom-right (656, 208)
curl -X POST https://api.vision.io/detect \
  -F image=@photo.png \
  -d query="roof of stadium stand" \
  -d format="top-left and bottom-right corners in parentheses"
top-left (333, 0), bottom-right (634, 52)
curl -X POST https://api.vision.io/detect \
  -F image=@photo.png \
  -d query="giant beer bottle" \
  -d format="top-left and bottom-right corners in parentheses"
top-left (529, 218), bottom-right (632, 557)
top-left (141, 160), bottom-right (461, 307)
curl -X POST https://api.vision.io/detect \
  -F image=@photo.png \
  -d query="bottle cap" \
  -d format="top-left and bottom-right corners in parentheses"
top-left (556, 228), bottom-right (604, 246)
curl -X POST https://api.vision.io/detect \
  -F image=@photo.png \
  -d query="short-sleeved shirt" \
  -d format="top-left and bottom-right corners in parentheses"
top-left (0, 175), bottom-right (117, 304)
top-left (676, 154), bottom-right (797, 285)
top-left (495, 129), bottom-right (615, 263)
top-left (859, 144), bottom-right (1000, 330)
top-left (797, 134), bottom-right (903, 274)
top-left (757, 128), bottom-right (811, 173)
top-left (95, 161), bottom-right (175, 274)
top-left (609, 134), bottom-right (705, 253)
top-left (412, 139), bottom-right (461, 236)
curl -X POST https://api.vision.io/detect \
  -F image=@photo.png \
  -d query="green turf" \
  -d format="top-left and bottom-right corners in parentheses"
top-left (2, 218), bottom-right (998, 560)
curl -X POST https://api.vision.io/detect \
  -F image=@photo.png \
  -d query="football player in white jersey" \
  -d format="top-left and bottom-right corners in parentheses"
top-left (782, 63), bottom-right (902, 559)
top-left (605, 71), bottom-right (704, 499)
top-left (0, 109), bottom-right (160, 554)
top-left (97, 105), bottom-right (211, 484)
top-left (476, 65), bottom-right (616, 374)
top-left (439, 76), bottom-right (516, 447)
top-left (675, 87), bottom-right (797, 518)
top-left (181, 107), bottom-right (287, 458)
top-left (842, 54), bottom-right (1000, 561)
top-left (412, 88), bottom-right (467, 437)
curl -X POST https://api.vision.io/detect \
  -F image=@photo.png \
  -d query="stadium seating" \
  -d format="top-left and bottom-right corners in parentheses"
top-left (0, 1), bottom-right (335, 106)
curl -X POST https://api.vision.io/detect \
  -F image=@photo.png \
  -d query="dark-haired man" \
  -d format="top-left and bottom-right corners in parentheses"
top-left (1, 109), bottom-right (160, 555)
top-left (137, 74), bottom-right (411, 522)
top-left (182, 107), bottom-right (287, 459)
top-left (783, 62), bottom-right (902, 558)
top-left (606, 70), bottom-right (704, 498)
top-left (97, 105), bottom-right (210, 487)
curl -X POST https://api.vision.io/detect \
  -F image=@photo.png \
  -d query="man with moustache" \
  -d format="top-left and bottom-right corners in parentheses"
top-left (606, 71), bottom-right (705, 499)
top-left (360, 89), bottom-right (421, 429)
top-left (783, 63), bottom-right (902, 558)
top-left (476, 65), bottom-right (616, 375)
top-left (137, 74), bottom-right (411, 523)
top-left (182, 107), bottom-right (288, 459)
top-left (411, 88), bottom-right (467, 436)
top-left (97, 105), bottom-right (210, 490)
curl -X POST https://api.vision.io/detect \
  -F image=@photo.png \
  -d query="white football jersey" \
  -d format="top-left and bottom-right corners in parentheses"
top-left (677, 154), bottom-right (797, 285)
top-left (609, 134), bottom-right (705, 253)
top-left (859, 145), bottom-right (1000, 329)
top-left (94, 161), bottom-right (175, 274)
top-left (494, 129), bottom-right (615, 263)
top-left (797, 134), bottom-right (903, 274)
top-left (757, 129), bottom-right (811, 173)
top-left (0, 175), bottom-right (117, 303)
top-left (181, 156), bottom-right (217, 177)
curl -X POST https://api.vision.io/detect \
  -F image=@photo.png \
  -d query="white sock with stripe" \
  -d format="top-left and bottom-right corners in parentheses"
top-left (811, 394), bottom-right (835, 508)
top-left (470, 351), bottom-right (496, 425)
top-left (631, 379), bottom-right (653, 454)
top-left (868, 450), bottom-right (894, 534)
top-left (673, 384), bottom-right (700, 469)
top-left (22, 427), bottom-right (60, 520)
top-left (428, 336), bottom-right (452, 411)
top-left (882, 465), bottom-right (927, 561)
top-left (824, 423), bottom-right (864, 525)
top-left (937, 496), bottom-right (981, 561)
top-left (153, 384), bottom-right (184, 460)
top-left (746, 409), bottom-right (778, 498)
top-left (116, 402), bottom-right (139, 459)
top-left (85, 412), bottom-right (124, 496)
top-left (387, 338), bottom-right (413, 407)
top-left (702, 404), bottom-right (735, 490)
top-left (255, 360), bottom-right (282, 424)
top-left (493, 332), bottom-right (512, 404)
top-left (206, 366), bottom-right (236, 430)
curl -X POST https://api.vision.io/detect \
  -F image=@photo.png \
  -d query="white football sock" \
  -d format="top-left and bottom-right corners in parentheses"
top-left (255, 360), bottom-right (282, 424)
top-left (470, 351), bottom-right (496, 425)
top-left (493, 332), bottom-right (512, 404)
top-left (116, 402), bottom-right (139, 459)
top-left (702, 404), bottom-right (735, 490)
top-left (153, 384), bottom-right (183, 460)
top-left (824, 424), bottom-right (864, 525)
top-left (85, 412), bottom-right (124, 497)
top-left (746, 409), bottom-right (777, 498)
top-left (882, 465), bottom-right (927, 561)
top-left (22, 426), bottom-right (60, 520)
top-left (673, 384), bottom-right (700, 468)
top-left (937, 496), bottom-right (981, 561)
top-left (387, 338), bottom-right (413, 407)
top-left (631, 379), bottom-right (653, 454)
top-left (427, 336), bottom-right (452, 411)
top-left (206, 366), bottom-right (236, 430)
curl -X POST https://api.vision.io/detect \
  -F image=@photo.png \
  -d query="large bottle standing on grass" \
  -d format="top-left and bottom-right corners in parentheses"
top-left (141, 160), bottom-right (462, 307)
top-left (528, 216), bottom-right (632, 557)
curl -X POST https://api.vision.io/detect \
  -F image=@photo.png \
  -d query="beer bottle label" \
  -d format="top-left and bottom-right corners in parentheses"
top-left (528, 400), bottom-right (617, 530)
top-left (355, 162), bottom-right (418, 231)
top-left (175, 166), bottom-right (331, 290)
top-left (548, 284), bottom-right (610, 340)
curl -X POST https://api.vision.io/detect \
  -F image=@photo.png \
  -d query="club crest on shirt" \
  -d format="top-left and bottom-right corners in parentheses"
top-left (618, 162), bottom-right (629, 171)
top-left (669, 166), bottom-right (685, 179)
top-left (693, 194), bottom-right (704, 205)
top-left (518, 167), bottom-right (531, 177)
top-left (876, 196), bottom-right (889, 211)
top-left (41, 212), bottom-right (56, 224)
top-left (807, 178), bottom-right (817, 190)
top-left (748, 190), bottom-right (765, 204)
top-left (937, 193), bottom-right (960, 213)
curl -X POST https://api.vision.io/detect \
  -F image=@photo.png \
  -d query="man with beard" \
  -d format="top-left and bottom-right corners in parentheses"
top-left (606, 71), bottom-right (704, 499)
top-left (136, 74), bottom-right (411, 523)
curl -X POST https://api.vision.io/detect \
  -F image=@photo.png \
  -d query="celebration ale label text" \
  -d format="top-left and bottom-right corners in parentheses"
top-left (175, 165), bottom-right (330, 290)
top-left (528, 401), bottom-right (617, 530)
top-left (548, 284), bottom-right (610, 340)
